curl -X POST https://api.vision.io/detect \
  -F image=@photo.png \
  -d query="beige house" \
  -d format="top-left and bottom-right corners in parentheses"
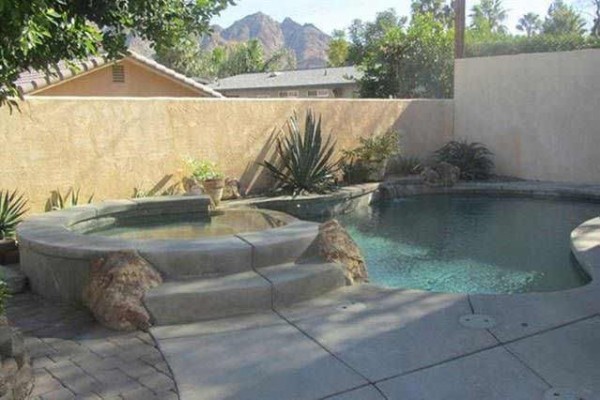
top-left (16, 52), bottom-right (223, 98)
top-left (209, 66), bottom-right (362, 98)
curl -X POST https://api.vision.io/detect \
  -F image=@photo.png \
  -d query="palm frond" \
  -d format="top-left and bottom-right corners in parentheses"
top-left (0, 190), bottom-right (28, 240)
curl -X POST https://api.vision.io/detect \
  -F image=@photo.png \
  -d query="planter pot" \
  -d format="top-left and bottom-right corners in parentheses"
top-left (346, 160), bottom-right (388, 183)
top-left (202, 178), bottom-right (225, 207)
top-left (0, 239), bottom-right (18, 265)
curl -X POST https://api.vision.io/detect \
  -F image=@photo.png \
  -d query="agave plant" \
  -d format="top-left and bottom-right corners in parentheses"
top-left (435, 140), bottom-right (494, 181)
top-left (45, 187), bottom-right (94, 212)
top-left (262, 110), bottom-right (339, 195)
top-left (0, 190), bottom-right (28, 240)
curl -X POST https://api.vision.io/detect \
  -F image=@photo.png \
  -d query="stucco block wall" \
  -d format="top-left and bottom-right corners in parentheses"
top-left (35, 59), bottom-right (205, 97)
top-left (0, 98), bottom-right (452, 211)
top-left (455, 49), bottom-right (600, 184)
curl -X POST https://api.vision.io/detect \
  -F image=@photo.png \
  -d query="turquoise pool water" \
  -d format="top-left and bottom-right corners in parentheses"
top-left (337, 195), bottom-right (599, 294)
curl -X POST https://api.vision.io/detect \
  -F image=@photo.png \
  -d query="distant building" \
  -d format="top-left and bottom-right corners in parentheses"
top-left (16, 52), bottom-right (223, 98)
top-left (209, 66), bottom-right (362, 98)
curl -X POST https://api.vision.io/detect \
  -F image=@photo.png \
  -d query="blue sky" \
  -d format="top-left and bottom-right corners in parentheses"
top-left (213, 0), bottom-right (594, 35)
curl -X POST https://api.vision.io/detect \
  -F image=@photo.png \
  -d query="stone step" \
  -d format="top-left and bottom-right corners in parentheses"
top-left (0, 264), bottom-right (28, 294)
top-left (144, 263), bottom-right (346, 326)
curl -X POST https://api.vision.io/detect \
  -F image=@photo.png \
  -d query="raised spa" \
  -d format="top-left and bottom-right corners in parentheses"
top-left (17, 196), bottom-right (325, 304)
top-left (338, 194), bottom-right (600, 294)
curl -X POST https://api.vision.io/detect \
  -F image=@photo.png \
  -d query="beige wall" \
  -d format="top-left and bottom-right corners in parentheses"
top-left (0, 98), bottom-right (452, 211)
top-left (455, 49), bottom-right (600, 184)
top-left (34, 59), bottom-right (206, 97)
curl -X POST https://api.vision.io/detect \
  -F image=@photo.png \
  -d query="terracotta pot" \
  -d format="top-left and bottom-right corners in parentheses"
top-left (0, 239), bottom-right (18, 265)
top-left (202, 178), bottom-right (225, 207)
top-left (359, 159), bottom-right (388, 182)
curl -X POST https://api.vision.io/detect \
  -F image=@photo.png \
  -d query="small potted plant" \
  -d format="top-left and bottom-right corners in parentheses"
top-left (0, 190), bottom-right (28, 265)
top-left (342, 130), bottom-right (400, 183)
top-left (185, 158), bottom-right (225, 206)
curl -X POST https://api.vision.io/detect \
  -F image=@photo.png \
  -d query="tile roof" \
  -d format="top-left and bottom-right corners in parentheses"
top-left (15, 51), bottom-right (224, 98)
top-left (209, 66), bottom-right (362, 91)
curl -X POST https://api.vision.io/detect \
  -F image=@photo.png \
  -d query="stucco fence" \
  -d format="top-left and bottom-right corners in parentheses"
top-left (0, 98), bottom-right (453, 212)
top-left (454, 49), bottom-right (600, 185)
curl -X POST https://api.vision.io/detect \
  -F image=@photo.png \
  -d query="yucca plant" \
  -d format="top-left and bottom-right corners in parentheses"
top-left (45, 187), bottom-right (94, 212)
top-left (0, 190), bottom-right (28, 240)
top-left (435, 140), bottom-right (494, 181)
top-left (262, 110), bottom-right (339, 195)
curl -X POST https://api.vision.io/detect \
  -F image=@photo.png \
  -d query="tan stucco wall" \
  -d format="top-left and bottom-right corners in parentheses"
top-left (0, 98), bottom-right (453, 211)
top-left (34, 59), bottom-right (206, 97)
top-left (455, 49), bottom-right (600, 184)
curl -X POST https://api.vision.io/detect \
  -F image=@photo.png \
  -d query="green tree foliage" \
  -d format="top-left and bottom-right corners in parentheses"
top-left (517, 13), bottom-right (543, 37)
top-left (470, 0), bottom-right (509, 35)
top-left (359, 13), bottom-right (454, 99)
top-left (591, 0), bottom-right (600, 36)
top-left (347, 9), bottom-right (407, 65)
top-left (411, 0), bottom-right (454, 28)
top-left (157, 39), bottom-right (296, 79)
top-left (327, 30), bottom-right (350, 67)
top-left (0, 0), bottom-right (235, 108)
top-left (543, 0), bottom-right (587, 36)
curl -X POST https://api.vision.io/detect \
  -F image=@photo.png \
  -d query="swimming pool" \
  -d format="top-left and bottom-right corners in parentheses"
top-left (338, 195), bottom-right (599, 294)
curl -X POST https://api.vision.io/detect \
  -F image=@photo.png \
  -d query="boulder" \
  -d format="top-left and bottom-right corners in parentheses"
top-left (0, 317), bottom-right (32, 400)
top-left (222, 178), bottom-right (242, 200)
top-left (421, 162), bottom-right (460, 187)
top-left (83, 251), bottom-right (163, 332)
top-left (299, 220), bottom-right (368, 285)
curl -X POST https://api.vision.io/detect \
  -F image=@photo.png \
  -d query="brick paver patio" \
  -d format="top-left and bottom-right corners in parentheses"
top-left (6, 293), bottom-right (179, 400)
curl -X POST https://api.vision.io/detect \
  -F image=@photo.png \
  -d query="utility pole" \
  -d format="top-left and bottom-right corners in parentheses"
top-left (455, 0), bottom-right (466, 59)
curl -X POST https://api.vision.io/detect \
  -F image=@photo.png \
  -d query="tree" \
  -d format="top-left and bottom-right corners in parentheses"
top-left (327, 30), bottom-right (350, 67)
top-left (411, 0), bottom-right (454, 27)
top-left (0, 0), bottom-right (234, 108)
top-left (347, 9), bottom-right (407, 64)
top-left (470, 0), bottom-right (509, 35)
top-left (587, 0), bottom-right (600, 36)
top-left (543, 0), bottom-right (587, 36)
top-left (359, 13), bottom-right (454, 99)
top-left (517, 13), bottom-right (543, 37)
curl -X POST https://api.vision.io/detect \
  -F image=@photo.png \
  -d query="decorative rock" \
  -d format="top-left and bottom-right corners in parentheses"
top-left (0, 266), bottom-right (27, 295)
top-left (0, 318), bottom-right (32, 400)
top-left (299, 220), bottom-right (368, 285)
top-left (222, 178), bottom-right (242, 200)
top-left (421, 162), bottom-right (460, 187)
top-left (83, 251), bottom-right (163, 332)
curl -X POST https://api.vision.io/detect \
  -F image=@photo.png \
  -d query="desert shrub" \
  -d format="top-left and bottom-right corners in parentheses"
top-left (261, 110), bottom-right (339, 195)
top-left (435, 140), bottom-right (494, 181)
top-left (341, 130), bottom-right (400, 183)
top-left (45, 187), bottom-right (94, 212)
top-left (0, 190), bottom-right (28, 240)
top-left (0, 280), bottom-right (9, 315)
top-left (386, 155), bottom-right (423, 176)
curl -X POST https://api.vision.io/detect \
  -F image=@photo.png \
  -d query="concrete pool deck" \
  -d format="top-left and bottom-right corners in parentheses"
top-left (151, 282), bottom-right (600, 400)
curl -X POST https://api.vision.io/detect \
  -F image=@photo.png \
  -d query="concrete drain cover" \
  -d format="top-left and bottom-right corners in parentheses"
top-left (337, 302), bottom-right (367, 312)
top-left (544, 388), bottom-right (585, 400)
top-left (459, 314), bottom-right (496, 329)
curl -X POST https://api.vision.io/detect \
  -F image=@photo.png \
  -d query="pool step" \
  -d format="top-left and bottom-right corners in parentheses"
top-left (144, 262), bottom-right (346, 326)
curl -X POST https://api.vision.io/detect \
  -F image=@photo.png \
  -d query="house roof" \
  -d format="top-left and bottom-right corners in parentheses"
top-left (209, 66), bottom-right (362, 91)
top-left (15, 51), bottom-right (224, 98)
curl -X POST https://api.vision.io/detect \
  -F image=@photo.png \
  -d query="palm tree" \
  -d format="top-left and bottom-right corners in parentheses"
top-left (516, 12), bottom-right (542, 36)
top-left (470, 0), bottom-right (509, 34)
top-left (543, 0), bottom-right (587, 36)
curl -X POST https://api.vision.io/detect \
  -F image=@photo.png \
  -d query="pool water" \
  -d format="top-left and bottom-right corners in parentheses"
top-left (86, 210), bottom-right (286, 240)
top-left (337, 195), bottom-right (599, 294)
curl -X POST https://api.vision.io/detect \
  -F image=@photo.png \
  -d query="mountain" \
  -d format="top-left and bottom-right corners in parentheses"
top-left (202, 12), bottom-right (331, 69)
